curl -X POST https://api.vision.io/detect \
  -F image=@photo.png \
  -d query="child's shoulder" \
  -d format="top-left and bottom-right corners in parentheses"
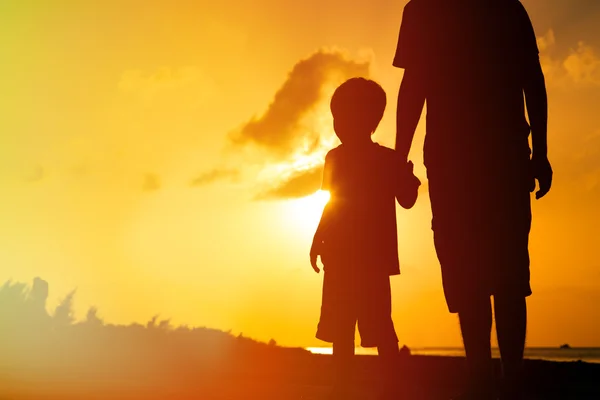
top-left (325, 145), bottom-right (344, 160)
top-left (373, 142), bottom-right (395, 154)
top-left (372, 143), bottom-right (399, 162)
top-left (326, 143), bottom-right (397, 161)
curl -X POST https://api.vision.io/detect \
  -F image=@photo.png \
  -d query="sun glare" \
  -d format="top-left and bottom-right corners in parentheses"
top-left (286, 190), bottom-right (330, 234)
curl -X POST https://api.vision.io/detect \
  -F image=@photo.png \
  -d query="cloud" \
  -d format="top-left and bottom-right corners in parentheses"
top-left (538, 30), bottom-right (565, 82)
top-left (195, 49), bottom-right (371, 199)
top-left (257, 165), bottom-right (323, 200)
top-left (118, 66), bottom-right (217, 106)
top-left (537, 30), bottom-right (556, 53)
top-left (229, 49), bottom-right (369, 158)
top-left (538, 30), bottom-right (600, 86)
top-left (563, 43), bottom-right (600, 85)
top-left (190, 168), bottom-right (240, 187)
top-left (572, 131), bottom-right (600, 192)
top-left (22, 164), bottom-right (44, 183)
top-left (142, 173), bottom-right (160, 192)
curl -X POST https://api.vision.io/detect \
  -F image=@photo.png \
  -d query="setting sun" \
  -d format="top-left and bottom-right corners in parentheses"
top-left (285, 190), bottom-right (331, 235)
top-left (2, 0), bottom-right (600, 370)
top-left (2, 0), bottom-right (600, 398)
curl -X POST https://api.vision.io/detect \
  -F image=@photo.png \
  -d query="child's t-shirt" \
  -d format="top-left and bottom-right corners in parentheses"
top-left (320, 141), bottom-right (411, 277)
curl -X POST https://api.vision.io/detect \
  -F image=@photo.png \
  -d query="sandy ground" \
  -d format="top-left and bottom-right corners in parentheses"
top-left (1, 354), bottom-right (599, 400)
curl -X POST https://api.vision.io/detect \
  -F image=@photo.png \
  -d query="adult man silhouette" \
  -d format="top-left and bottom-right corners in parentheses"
top-left (393, 0), bottom-right (552, 399)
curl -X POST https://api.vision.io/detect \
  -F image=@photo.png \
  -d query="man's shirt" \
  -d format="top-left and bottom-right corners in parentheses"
top-left (394, 0), bottom-right (540, 170)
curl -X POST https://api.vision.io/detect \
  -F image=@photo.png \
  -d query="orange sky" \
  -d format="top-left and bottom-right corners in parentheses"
top-left (1, 0), bottom-right (600, 348)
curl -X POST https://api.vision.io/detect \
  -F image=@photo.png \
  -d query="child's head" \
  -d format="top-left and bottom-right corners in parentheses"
top-left (330, 77), bottom-right (386, 144)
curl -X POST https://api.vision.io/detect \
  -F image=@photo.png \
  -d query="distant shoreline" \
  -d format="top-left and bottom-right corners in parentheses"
top-left (306, 346), bottom-right (600, 364)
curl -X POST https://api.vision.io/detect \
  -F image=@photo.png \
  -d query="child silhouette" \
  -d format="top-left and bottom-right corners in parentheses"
top-left (310, 78), bottom-right (420, 399)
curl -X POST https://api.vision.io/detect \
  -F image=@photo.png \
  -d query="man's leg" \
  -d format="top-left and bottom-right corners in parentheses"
top-left (458, 296), bottom-right (494, 397)
top-left (494, 295), bottom-right (527, 397)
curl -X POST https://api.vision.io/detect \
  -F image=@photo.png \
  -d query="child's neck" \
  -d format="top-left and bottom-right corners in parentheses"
top-left (343, 137), bottom-right (374, 148)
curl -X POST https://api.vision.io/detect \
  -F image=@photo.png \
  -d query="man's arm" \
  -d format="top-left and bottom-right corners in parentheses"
top-left (524, 58), bottom-right (552, 199)
top-left (524, 58), bottom-right (548, 161)
top-left (396, 68), bottom-right (425, 161)
top-left (517, 0), bottom-right (552, 199)
top-left (393, 2), bottom-right (426, 160)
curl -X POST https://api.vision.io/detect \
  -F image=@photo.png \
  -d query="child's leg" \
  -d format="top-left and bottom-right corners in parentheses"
top-left (332, 338), bottom-right (355, 395)
top-left (377, 340), bottom-right (400, 396)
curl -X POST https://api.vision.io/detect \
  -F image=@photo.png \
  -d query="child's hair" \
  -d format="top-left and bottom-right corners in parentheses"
top-left (330, 77), bottom-right (387, 135)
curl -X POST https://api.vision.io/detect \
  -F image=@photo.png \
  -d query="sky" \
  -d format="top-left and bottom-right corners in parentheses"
top-left (1, 0), bottom-right (600, 348)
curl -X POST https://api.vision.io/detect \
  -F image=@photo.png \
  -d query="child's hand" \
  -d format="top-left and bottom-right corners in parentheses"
top-left (405, 161), bottom-right (421, 187)
top-left (396, 160), bottom-right (421, 209)
top-left (310, 240), bottom-right (324, 273)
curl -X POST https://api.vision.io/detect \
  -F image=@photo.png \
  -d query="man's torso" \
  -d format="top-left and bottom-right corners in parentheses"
top-left (395, 0), bottom-right (538, 170)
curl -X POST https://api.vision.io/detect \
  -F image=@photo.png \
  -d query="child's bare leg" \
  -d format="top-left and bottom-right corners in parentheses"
top-left (332, 339), bottom-right (355, 395)
top-left (377, 341), bottom-right (400, 396)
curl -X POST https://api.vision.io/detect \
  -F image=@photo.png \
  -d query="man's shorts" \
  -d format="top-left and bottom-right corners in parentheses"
top-left (316, 267), bottom-right (398, 348)
top-left (427, 162), bottom-right (533, 313)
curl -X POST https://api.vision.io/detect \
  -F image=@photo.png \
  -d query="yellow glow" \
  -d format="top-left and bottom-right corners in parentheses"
top-left (1, 0), bottom-right (599, 352)
top-left (306, 347), bottom-right (333, 355)
top-left (285, 190), bottom-right (330, 236)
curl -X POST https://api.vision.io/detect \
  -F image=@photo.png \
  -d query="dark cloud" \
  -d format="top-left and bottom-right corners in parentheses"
top-left (257, 165), bottom-right (323, 200)
top-left (142, 173), bottom-right (160, 192)
top-left (229, 49), bottom-right (369, 157)
top-left (190, 168), bottom-right (239, 187)
top-left (194, 49), bottom-right (369, 199)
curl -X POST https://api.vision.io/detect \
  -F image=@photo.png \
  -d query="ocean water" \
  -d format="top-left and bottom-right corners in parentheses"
top-left (306, 347), bottom-right (600, 364)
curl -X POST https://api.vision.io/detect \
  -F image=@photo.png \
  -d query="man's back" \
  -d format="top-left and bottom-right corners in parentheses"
top-left (394, 0), bottom-right (539, 169)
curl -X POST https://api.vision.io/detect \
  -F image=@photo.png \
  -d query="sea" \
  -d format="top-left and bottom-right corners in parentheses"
top-left (306, 347), bottom-right (600, 364)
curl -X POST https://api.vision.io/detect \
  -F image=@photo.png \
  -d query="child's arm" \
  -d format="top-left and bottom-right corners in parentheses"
top-left (310, 203), bottom-right (331, 273)
top-left (395, 160), bottom-right (421, 209)
top-left (519, 1), bottom-right (552, 199)
top-left (310, 153), bottom-right (334, 273)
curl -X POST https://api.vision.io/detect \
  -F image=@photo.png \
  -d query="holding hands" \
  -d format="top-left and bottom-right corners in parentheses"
top-left (397, 160), bottom-right (421, 209)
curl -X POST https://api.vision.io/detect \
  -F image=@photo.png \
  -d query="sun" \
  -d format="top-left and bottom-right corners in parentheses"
top-left (285, 190), bottom-right (330, 235)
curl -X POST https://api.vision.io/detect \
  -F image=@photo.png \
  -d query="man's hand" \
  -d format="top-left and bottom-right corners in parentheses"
top-left (532, 156), bottom-right (553, 199)
top-left (310, 240), bottom-right (324, 273)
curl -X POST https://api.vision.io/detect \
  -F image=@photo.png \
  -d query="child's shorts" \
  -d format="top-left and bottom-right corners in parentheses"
top-left (316, 268), bottom-right (398, 348)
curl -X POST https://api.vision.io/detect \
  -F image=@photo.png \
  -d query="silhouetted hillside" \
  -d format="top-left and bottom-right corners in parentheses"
top-left (2, 279), bottom-right (599, 400)
top-left (0, 279), bottom-right (308, 390)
